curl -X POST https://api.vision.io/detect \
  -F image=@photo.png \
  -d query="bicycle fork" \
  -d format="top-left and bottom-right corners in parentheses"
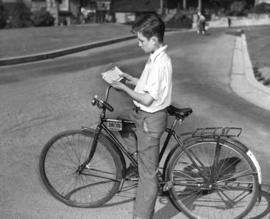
top-left (77, 126), bottom-right (102, 174)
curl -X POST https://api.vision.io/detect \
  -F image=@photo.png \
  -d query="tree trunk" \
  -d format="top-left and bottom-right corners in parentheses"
top-left (55, 0), bottom-right (60, 26)
top-left (160, 0), bottom-right (164, 15)
top-left (183, 0), bottom-right (186, 10)
top-left (198, 0), bottom-right (202, 12)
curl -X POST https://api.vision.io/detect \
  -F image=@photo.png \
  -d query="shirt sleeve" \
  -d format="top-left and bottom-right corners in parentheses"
top-left (143, 62), bottom-right (170, 100)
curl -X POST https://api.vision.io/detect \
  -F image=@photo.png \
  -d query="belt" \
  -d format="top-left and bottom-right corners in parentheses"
top-left (133, 106), bottom-right (142, 113)
top-left (133, 106), bottom-right (166, 114)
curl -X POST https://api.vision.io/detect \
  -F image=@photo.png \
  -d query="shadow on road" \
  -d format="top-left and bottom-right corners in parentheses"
top-left (104, 182), bottom-right (270, 219)
top-left (247, 184), bottom-right (270, 219)
top-left (154, 184), bottom-right (270, 219)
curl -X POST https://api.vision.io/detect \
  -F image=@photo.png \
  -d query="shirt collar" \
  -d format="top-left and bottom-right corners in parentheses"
top-left (149, 45), bottom-right (168, 62)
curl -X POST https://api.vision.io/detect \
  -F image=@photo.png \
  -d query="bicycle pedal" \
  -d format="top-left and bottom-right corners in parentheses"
top-left (163, 181), bottom-right (173, 191)
top-left (157, 190), bottom-right (168, 197)
top-left (126, 176), bottom-right (139, 181)
top-left (85, 163), bottom-right (91, 169)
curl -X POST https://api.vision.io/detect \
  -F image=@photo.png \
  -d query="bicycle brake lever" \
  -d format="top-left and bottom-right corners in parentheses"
top-left (100, 99), bottom-right (114, 112)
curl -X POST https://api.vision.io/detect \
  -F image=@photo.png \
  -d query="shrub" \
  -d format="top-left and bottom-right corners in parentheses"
top-left (263, 78), bottom-right (270, 86)
top-left (228, 1), bottom-right (247, 16)
top-left (9, 2), bottom-right (32, 28)
top-left (252, 3), bottom-right (270, 14)
top-left (0, 1), bottom-right (7, 28)
top-left (31, 9), bottom-right (55, 27)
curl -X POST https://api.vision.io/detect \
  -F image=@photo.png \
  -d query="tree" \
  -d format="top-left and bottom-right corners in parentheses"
top-left (55, 0), bottom-right (62, 25)
top-left (209, 0), bottom-right (255, 10)
top-left (0, 0), bottom-right (7, 28)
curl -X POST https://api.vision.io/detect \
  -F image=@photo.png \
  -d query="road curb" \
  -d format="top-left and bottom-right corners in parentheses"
top-left (0, 35), bottom-right (136, 66)
top-left (0, 28), bottom-right (192, 67)
top-left (230, 33), bottom-right (270, 111)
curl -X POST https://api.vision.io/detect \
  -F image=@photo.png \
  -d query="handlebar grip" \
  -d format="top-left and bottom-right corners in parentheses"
top-left (100, 100), bottom-right (114, 112)
top-left (91, 95), bottom-right (98, 106)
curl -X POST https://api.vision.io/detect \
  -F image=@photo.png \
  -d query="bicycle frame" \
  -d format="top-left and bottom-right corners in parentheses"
top-left (86, 86), bottom-right (214, 181)
top-left (85, 117), bottom-right (185, 172)
top-left (85, 85), bottom-right (188, 173)
top-left (83, 108), bottom-right (193, 187)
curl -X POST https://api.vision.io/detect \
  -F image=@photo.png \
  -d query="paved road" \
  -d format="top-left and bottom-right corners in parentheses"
top-left (0, 28), bottom-right (270, 218)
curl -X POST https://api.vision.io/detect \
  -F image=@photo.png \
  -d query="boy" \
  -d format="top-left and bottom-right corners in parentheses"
top-left (197, 12), bottom-right (206, 35)
top-left (111, 13), bottom-right (172, 219)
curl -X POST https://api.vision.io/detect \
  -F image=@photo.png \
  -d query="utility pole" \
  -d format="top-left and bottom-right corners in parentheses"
top-left (183, 0), bottom-right (186, 10)
top-left (198, 0), bottom-right (202, 12)
top-left (160, 0), bottom-right (164, 15)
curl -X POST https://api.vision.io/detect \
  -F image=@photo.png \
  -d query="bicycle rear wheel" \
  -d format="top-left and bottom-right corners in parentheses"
top-left (39, 129), bottom-right (123, 208)
top-left (165, 138), bottom-right (259, 219)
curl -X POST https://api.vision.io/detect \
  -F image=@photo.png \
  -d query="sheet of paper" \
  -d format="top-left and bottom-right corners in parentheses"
top-left (101, 66), bottom-right (123, 84)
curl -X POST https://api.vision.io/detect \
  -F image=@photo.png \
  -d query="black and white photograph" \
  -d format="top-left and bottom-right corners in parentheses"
top-left (1, 0), bottom-right (270, 218)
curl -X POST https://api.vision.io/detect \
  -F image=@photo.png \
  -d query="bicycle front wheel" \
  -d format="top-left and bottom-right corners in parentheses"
top-left (165, 138), bottom-right (259, 219)
top-left (39, 129), bottom-right (123, 208)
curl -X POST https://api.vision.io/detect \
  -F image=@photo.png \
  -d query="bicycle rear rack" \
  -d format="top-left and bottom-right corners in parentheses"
top-left (192, 127), bottom-right (242, 138)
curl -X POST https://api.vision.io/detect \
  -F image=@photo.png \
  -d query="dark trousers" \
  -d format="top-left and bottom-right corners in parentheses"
top-left (119, 107), bottom-right (167, 219)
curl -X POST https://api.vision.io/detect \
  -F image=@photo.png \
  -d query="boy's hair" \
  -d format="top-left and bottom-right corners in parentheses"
top-left (132, 13), bottom-right (165, 43)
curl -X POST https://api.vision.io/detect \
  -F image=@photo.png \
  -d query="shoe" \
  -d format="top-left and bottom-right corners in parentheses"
top-left (125, 164), bottom-right (138, 180)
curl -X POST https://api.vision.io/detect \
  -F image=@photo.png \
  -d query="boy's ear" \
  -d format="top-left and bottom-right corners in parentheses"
top-left (150, 36), bottom-right (159, 45)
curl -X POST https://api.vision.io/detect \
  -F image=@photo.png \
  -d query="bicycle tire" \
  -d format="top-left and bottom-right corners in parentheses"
top-left (39, 129), bottom-right (123, 208)
top-left (165, 137), bottom-right (259, 219)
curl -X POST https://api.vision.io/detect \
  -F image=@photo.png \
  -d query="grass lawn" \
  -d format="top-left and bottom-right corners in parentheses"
top-left (245, 25), bottom-right (270, 85)
top-left (0, 23), bottom-right (131, 59)
top-left (245, 25), bottom-right (270, 68)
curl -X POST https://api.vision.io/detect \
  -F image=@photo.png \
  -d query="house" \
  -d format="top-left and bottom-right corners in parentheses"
top-left (2, 0), bottom-right (163, 25)
top-left (255, 0), bottom-right (270, 4)
top-left (45, 0), bottom-right (111, 24)
top-left (110, 0), bottom-right (161, 23)
top-left (1, 0), bottom-right (110, 25)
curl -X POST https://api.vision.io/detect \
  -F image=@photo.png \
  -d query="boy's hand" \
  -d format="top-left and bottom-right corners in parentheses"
top-left (111, 80), bottom-right (126, 91)
top-left (120, 73), bottom-right (138, 85)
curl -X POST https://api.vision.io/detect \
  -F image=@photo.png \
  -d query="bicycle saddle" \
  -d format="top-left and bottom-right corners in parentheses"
top-left (167, 105), bottom-right (193, 119)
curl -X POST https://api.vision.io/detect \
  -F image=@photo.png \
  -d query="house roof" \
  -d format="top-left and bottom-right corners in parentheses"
top-left (110, 0), bottom-right (160, 12)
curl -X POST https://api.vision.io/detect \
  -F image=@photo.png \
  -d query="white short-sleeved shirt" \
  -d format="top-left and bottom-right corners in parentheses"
top-left (133, 45), bottom-right (172, 113)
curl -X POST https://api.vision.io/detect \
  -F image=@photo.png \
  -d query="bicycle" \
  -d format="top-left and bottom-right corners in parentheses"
top-left (39, 86), bottom-right (262, 219)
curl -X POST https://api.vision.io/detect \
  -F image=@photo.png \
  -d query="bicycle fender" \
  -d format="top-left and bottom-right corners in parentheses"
top-left (166, 136), bottom-right (262, 186)
top-left (81, 127), bottom-right (127, 175)
top-left (163, 136), bottom-right (249, 178)
top-left (220, 137), bottom-right (249, 152)
top-left (222, 137), bottom-right (262, 185)
top-left (185, 136), bottom-right (250, 153)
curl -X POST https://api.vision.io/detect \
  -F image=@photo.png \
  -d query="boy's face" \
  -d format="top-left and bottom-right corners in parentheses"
top-left (136, 32), bottom-right (155, 54)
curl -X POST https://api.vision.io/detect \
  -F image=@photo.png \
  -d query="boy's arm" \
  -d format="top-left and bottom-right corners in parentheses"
top-left (111, 81), bottom-right (154, 106)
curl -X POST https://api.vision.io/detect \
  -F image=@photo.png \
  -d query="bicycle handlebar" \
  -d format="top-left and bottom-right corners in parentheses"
top-left (91, 95), bottom-right (114, 112)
